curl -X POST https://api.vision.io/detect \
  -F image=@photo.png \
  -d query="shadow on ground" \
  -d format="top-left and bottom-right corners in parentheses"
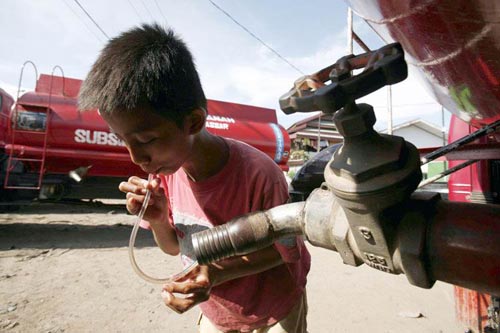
top-left (0, 200), bottom-right (128, 215)
top-left (0, 223), bottom-right (156, 250)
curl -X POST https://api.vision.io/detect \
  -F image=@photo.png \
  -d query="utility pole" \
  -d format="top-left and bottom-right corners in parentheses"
top-left (388, 85), bottom-right (393, 134)
top-left (347, 7), bottom-right (353, 54)
top-left (317, 113), bottom-right (322, 152)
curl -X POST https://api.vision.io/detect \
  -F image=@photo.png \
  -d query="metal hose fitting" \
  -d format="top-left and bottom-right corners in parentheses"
top-left (192, 202), bottom-right (305, 265)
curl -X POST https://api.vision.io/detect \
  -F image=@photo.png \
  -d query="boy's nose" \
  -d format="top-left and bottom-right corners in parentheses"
top-left (128, 145), bottom-right (151, 166)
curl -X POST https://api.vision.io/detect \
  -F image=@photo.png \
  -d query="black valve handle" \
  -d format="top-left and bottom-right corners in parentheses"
top-left (279, 42), bottom-right (408, 114)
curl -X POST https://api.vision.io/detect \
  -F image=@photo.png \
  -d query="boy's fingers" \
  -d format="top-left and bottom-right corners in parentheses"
top-left (147, 178), bottom-right (166, 199)
top-left (119, 177), bottom-right (161, 197)
top-left (126, 192), bottom-right (144, 203)
top-left (161, 291), bottom-right (182, 314)
top-left (153, 177), bottom-right (162, 189)
top-left (161, 290), bottom-right (208, 314)
top-left (129, 176), bottom-right (150, 190)
top-left (125, 188), bottom-right (158, 214)
top-left (126, 201), bottom-right (139, 215)
top-left (150, 178), bottom-right (164, 195)
top-left (128, 176), bottom-right (145, 185)
top-left (164, 281), bottom-right (208, 295)
top-left (119, 180), bottom-right (147, 195)
top-left (125, 193), bottom-right (146, 215)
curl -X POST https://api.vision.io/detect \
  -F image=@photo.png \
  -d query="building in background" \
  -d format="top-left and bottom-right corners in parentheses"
top-left (380, 119), bottom-right (448, 181)
top-left (287, 116), bottom-right (448, 184)
top-left (380, 118), bottom-right (447, 148)
top-left (286, 113), bottom-right (342, 167)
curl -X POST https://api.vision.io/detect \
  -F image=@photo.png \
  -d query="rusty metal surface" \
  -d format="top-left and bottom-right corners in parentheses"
top-left (427, 200), bottom-right (500, 296)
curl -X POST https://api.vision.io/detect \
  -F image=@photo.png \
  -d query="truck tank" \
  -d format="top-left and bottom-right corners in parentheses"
top-left (0, 74), bottom-right (290, 201)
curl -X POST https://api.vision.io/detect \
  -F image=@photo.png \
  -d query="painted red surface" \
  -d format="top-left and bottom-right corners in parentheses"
top-left (447, 116), bottom-right (493, 203)
top-left (454, 287), bottom-right (491, 333)
top-left (347, 0), bottom-right (500, 128)
top-left (0, 88), bottom-right (15, 146)
top-left (447, 115), bottom-right (492, 332)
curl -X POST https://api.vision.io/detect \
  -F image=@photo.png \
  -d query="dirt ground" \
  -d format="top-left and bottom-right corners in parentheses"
top-left (0, 200), bottom-right (466, 333)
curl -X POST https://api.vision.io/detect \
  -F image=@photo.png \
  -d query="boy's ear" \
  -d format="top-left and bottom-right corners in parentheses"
top-left (185, 108), bottom-right (206, 134)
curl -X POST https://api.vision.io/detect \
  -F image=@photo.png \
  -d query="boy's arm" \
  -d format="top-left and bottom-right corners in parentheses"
top-left (146, 178), bottom-right (180, 255)
top-left (209, 245), bottom-right (283, 286)
top-left (149, 221), bottom-right (180, 255)
top-left (161, 245), bottom-right (283, 314)
top-left (121, 176), bottom-right (180, 255)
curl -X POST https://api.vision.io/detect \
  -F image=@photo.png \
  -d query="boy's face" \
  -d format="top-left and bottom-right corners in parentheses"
top-left (101, 106), bottom-right (193, 175)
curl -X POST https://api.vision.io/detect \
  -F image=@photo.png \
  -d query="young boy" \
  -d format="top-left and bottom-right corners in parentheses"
top-left (78, 23), bottom-right (310, 333)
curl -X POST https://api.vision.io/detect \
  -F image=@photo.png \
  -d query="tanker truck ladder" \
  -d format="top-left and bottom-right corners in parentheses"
top-left (4, 104), bottom-right (51, 190)
top-left (4, 64), bottom-right (62, 191)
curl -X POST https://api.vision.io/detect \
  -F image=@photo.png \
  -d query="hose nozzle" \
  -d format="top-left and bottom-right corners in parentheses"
top-left (192, 202), bottom-right (306, 265)
top-left (192, 211), bottom-right (274, 265)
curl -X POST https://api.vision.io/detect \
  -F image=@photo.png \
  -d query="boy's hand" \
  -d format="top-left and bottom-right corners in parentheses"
top-left (119, 176), bottom-right (167, 226)
top-left (161, 265), bottom-right (214, 314)
top-left (161, 246), bottom-right (284, 313)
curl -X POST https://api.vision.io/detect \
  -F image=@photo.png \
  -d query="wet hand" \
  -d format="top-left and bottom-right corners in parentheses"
top-left (118, 175), bottom-right (167, 226)
top-left (161, 265), bottom-right (213, 314)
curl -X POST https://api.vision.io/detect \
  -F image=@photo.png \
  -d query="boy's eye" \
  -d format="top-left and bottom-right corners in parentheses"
top-left (138, 137), bottom-right (156, 144)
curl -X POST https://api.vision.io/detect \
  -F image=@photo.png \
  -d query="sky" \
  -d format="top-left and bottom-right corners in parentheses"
top-left (0, 0), bottom-right (449, 131)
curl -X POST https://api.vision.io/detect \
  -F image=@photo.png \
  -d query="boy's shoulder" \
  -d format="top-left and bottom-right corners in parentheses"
top-left (226, 138), bottom-right (281, 169)
top-left (225, 138), bottom-right (286, 190)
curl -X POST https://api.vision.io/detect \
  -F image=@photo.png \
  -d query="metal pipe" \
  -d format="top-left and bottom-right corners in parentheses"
top-left (427, 200), bottom-right (500, 295)
top-left (192, 190), bottom-right (500, 296)
top-left (192, 201), bottom-right (305, 265)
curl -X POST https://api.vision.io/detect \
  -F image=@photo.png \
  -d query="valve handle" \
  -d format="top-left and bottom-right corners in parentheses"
top-left (279, 43), bottom-right (407, 114)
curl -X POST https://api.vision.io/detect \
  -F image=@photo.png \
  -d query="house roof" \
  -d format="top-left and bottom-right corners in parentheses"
top-left (381, 118), bottom-right (446, 137)
top-left (287, 112), bottom-right (336, 132)
top-left (289, 130), bottom-right (343, 140)
top-left (286, 112), bottom-right (343, 144)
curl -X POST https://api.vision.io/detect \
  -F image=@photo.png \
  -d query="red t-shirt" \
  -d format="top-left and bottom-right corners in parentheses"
top-left (143, 138), bottom-right (310, 331)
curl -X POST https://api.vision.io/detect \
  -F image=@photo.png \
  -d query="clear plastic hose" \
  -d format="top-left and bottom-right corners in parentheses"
top-left (128, 173), bottom-right (198, 284)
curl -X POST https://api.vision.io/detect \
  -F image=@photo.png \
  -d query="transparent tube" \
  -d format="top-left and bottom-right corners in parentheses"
top-left (128, 174), bottom-right (198, 284)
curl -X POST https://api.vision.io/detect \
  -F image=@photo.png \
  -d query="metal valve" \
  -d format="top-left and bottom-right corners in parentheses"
top-left (279, 42), bottom-right (407, 114)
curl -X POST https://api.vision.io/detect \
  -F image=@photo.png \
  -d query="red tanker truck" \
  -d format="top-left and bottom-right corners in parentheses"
top-left (0, 74), bottom-right (290, 203)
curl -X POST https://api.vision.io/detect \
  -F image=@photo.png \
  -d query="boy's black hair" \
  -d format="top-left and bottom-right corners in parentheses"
top-left (78, 23), bottom-right (206, 127)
